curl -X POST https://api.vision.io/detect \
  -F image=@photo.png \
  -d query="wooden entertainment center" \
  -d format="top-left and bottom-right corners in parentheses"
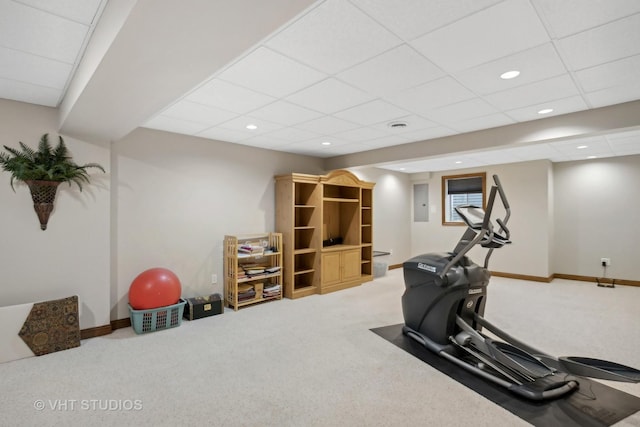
top-left (275, 170), bottom-right (374, 299)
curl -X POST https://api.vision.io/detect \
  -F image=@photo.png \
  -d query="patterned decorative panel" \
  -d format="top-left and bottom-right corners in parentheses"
top-left (19, 295), bottom-right (80, 356)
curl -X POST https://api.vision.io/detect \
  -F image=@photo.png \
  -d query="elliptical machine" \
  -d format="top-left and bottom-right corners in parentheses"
top-left (402, 175), bottom-right (639, 401)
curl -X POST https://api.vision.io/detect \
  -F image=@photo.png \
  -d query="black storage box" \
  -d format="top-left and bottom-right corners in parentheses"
top-left (183, 293), bottom-right (223, 320)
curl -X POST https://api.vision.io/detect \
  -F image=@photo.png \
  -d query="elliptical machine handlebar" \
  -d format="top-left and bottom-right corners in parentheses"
top-left (492, 174), bottom-right (510, 240)
top-left (482, 175), bottom-right (511, 268)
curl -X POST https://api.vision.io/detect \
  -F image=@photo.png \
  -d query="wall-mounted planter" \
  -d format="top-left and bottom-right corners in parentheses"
top-left (0, 134), bottom-right (104, 230)
top-left (25, 180), bottom-right (61, 230)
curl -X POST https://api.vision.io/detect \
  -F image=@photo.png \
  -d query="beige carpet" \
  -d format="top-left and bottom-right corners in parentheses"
top-left (0, 269), bottom-right (638, 426)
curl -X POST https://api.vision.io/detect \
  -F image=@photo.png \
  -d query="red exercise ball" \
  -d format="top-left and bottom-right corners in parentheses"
top-left (128, 268), bottom-right (182, 310)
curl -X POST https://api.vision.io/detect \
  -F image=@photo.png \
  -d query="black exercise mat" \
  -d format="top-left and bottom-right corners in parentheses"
top-left (371, 324), bottom-right (640, 427)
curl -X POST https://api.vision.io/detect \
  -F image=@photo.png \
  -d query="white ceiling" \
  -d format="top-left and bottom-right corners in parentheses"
top-left (0, 0), bottom-right (106, 106)
top-left (2, 0), bottom-right (640, 173)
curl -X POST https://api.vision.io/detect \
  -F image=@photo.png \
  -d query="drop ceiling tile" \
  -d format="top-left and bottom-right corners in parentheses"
top-left (337, 44), bottom-right (445, 96)
top-left (607, 129), bottom-right (640, 143)
top-left (276, 141), bottom-right (323, 156)
top-left (0, 77), bottom-right (61, 106)
top-left (0, 1), bottom-right (90, 63)
top-left (375, 161), bottom-right (414, 173)
top-left (464, 148), bottom-right (525, 164)
top-left (265, 0), bottom-right (401, 74)
top-left (0, 46), bottom-right (72, 89)
top-left (504, 143), bottom-right (560, 160)
top-left (505, 96), bottom-right (589, 122)
top-left (186, 79), bottom-right (276, 114)
top-left (485, 74), bottom-right (580, 111)
top-left (323, 142), bottom-right (374, 155)
top-left (161, 100), bottom-right (238, 126)
top-left (248, 100), bottom-right (323, 126)
top-left (280, 137), bottom-right (356, 157)
top-left (217, 47), bottom-right (326, 98)
top-left (286, 78), bottom-right (374, 114)
top-left (533, 0), bottom-right (640, 39)
top-left (584, 83), bottom-right (640, 108)
top-left (550, 136), bottom-right (610, 155)
top-left (18, 0), bottom-right (104, 24)
top-left (362, 134), bottom-right (412, 149)
top-left (415, 157), bottom-right (483, 172)
top-left (454, 43), bottom-right (567, 95)
top-left (284, 139), bottom-right (373, 157)
top-left (608, 143), bottom-right (640, 156)
top-left (425, 98), bottom-right (499, 125)
top-left (380, 156), bottom-right (470, 173)
top-left (217, 115), bottom-right (284, 135)
top-left (606, 132), bottom-right (640, 155)
top-left (334, 99), bottom-right (409, 126)
top-left (446, 112), bottom-right (515, 133)
top-left (444, 157), bottom-right (489, 170)
top-left (558, 13), bottom-right (640, 71)
top-left (333, 126), bottom-right (390, 142)
top-left (371, 114), bottom-right (438, 133)
top-left (296, 115), bottom-right (360, 134)
top-left (559, 150), bottom-right (613, 161)
top-left (241, 134), bottom-right (291, 149)
top-left (456, 151), bottom-right (522, 168)
top-left (398, 126), bottom-right (457, 142)
top-left (264, 127), bottom-right (319, 143)
top-left (143, 115), bottom-right (210, 136)
top-left (410, 0), bottom-right (549, 73)
top-left (195, 127), bottom-right (251, 143)
top-left (352, 0), bottom-right (503, 41)
top-left (302, 135), bottom-right (348, 147)
top-left (548, 153), bottom-right (572, 162)
top-left (575, 54), bottom-right (640, 93)
top-left (386, 76), bottom-right (475, 114)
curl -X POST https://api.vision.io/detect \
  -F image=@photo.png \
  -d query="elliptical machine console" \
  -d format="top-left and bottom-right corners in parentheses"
top-left (402, 175), bottom-right (639, 401)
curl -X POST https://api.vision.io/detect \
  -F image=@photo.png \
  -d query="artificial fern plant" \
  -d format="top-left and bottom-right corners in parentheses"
top-left (0, 133), bottom-right (105, 190)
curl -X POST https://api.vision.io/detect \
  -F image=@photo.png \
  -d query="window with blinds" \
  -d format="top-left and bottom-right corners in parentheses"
top-left (441, 173), bottom-right (486, 225)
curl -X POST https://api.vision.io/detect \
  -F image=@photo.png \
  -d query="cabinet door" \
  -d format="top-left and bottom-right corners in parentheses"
top-left (321, 252), bottom-right (342, 286)
top-left (342, 248), bottom-right (361, 282)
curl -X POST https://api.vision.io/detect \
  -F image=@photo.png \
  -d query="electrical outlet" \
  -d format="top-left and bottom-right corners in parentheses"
top-left (600, 258), bottom-right (611, 266)
top-left (211, 274), bottom-right (217, 284)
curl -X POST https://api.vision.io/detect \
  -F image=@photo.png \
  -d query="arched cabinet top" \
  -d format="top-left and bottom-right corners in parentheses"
top-left (321, 170), bottom-right (374, 188)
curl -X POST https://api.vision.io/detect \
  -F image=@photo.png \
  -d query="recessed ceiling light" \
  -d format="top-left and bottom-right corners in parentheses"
top-left (587, 155), bottom-right (597, 159)
top-left (500, 70), bottom-right (520, 80)
top-left (246, 124), bottom-right (258, 130)
top-left (388, 121), bottom-right (408, 129)
top-left (321, 141), bottom-right (331, 146)
top-left (538, 108), bottom-right (553, 114)
top-left (577, 145), bottom-right (588, 149)
top-left (455, 161), bottom-right (462, 164)
top-left (398, 167), bottom-right (406, 171)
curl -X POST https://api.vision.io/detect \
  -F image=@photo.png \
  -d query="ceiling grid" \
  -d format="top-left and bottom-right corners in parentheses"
top-left (1, 0), bottom-right (640, 172)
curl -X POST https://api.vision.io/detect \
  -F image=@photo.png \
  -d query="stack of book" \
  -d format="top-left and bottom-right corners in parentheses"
top-left (237, 263), bottom-right (267, 279)
top-left (263, 284), bottom-right (281, 298)
top-left (237, 284), bottom-right (256, 302)
top-left (238, 243), bottom-right (264, 257)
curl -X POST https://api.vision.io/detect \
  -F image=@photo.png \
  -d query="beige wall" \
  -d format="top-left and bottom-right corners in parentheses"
top-left (112, 128), bottom-right (324, 320)
top-left (0, 99), bottom-right (110, 329)
top-left (350, 167), bottom-right (412, 266)
top-left (409, 160), bottom-right (553, 278)
top-left (405, 155), bottom-right (640, 281)
top-left (553, 155), bottom-right (640, 280)
top-left (2, 97), bottom-right (638, 331)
